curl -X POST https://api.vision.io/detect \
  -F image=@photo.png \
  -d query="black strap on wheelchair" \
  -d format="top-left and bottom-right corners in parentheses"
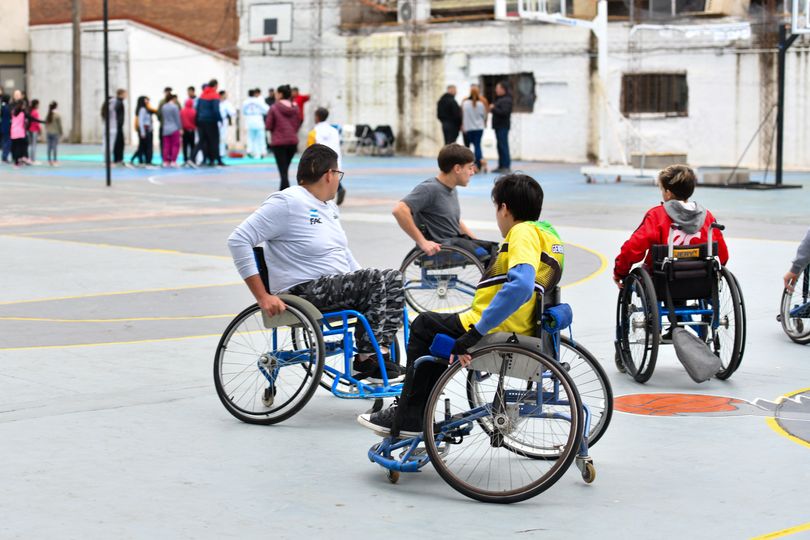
top-left (662, 265), bottom-right (679, 327)
top-left (252, 246), bottom-right (270, 293)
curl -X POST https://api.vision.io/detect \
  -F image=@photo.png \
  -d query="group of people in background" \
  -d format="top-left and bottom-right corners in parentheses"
top-left (437, 80), bottom-right (513, 174)
top-left (0, 87), bottom-right (63, 167)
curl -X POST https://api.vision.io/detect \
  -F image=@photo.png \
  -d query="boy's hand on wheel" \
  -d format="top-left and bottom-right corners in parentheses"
top-left (613, 275), bottom-right (624, 289)
top-left (419, 240), bottom-right (442, 256)
top-left (784, 271), bottom-right (798, 293)
top-left (451, 326), bottom-right (483, 366)
top-left (259, 294), bottom-right (286, 316)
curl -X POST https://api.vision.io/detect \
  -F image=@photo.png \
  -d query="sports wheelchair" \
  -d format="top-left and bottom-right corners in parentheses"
top-left (399, 240), bottom-right (497, 316)
top-left (367, 289), bottom-right (613, 504)
top-left (213, 249), bottom-right (405, 425)
top-left (615, 223), bottom-right (746, 383)
top-left (778, 263), bottom-right (810, 344)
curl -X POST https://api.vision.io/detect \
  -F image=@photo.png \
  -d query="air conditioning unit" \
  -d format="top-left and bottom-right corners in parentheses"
top-left (398, 0), bottom-right (431, 24)
top-left (704, 0), bottom-right (750, 17)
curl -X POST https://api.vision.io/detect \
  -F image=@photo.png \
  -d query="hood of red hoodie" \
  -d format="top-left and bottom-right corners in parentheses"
top-left (200, 87), bottom-right (219, 100)
top-left (184, 98), bottom-right (195, 108)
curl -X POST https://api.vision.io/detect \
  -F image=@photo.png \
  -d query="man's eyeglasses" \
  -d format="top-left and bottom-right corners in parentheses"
top-left (330, 169), bottom-right (345, 182)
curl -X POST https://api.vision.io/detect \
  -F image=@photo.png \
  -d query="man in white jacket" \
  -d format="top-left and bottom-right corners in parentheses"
top-left (218, 90), bottom-right (237, 158)
top-left (242, 89), bottom-right (269, 158)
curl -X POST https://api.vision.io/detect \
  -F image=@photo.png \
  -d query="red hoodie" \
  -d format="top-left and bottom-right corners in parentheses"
top-left (265, 100), bottom-right (302, 146)
top-left (180, 99), bottom-right (197, 131)
top-left (614, 203), bottom-right (729, 280)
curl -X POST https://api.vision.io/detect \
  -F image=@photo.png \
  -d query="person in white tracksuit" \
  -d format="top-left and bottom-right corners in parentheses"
top-left (242, 89), bottom-right (269, 158)
top-left (218, 90), bottom-right (237, 158)
top-left (307, 107), bottom-right (346, 204)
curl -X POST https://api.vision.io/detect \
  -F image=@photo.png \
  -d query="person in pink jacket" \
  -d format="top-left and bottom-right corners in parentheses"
top-left (265, 84), bottom-right (302, 190)
top-left (10, 101), bottom-right (28, 166)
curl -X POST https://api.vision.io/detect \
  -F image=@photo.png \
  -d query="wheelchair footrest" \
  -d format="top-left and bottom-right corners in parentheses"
top-left (368, 436), bottom-right (430, 473)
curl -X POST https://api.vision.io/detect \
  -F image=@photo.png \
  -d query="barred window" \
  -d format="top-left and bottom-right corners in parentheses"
top-left (621, 73), bottom-right (688, 116)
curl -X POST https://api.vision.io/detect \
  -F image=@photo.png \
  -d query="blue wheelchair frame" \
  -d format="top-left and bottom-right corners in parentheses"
top-left (368, 319), bottom-right (595, 482)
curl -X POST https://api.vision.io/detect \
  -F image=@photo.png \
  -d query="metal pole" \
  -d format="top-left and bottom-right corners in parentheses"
top-left (70, 0), bottom-right (82, 143)
top-left (776, 24), bottom-right (798, 186)
top-left (103, 0), bottom-right (111, 187)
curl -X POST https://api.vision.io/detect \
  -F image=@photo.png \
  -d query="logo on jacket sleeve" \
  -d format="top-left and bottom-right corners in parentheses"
top-left (309, 209), bottom-right (322, 225)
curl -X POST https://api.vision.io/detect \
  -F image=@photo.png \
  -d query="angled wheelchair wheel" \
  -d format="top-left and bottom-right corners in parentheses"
top-left (616, 268), bottom-right (660, 383)
top-left (425, 345), bottom-right (584, 504)
top-left (558, 337), bottom-right (613, 448)
top-left (399, 245), bottom-right (485, 316)
top-left (465, 337), bottom-right (612, 458)
top-left (214, 299), bottom-right (325, 425)
top-left (712, 268), bottom-right (744, 379)
top-left (779, 265), bottom-right (810, 345)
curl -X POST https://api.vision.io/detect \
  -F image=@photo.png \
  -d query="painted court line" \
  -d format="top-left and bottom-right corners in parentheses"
top-left (751, 521), bottom-right (810, 539)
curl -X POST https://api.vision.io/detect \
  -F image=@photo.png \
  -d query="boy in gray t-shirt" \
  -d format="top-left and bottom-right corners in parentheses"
top-left (393, 143), bottom-right (497, 261)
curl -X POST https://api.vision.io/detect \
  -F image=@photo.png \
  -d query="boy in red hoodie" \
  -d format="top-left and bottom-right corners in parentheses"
top-left (613, 164), bottom-right (729, 288)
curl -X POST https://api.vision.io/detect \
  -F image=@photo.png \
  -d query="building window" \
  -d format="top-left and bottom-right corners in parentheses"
top-left (621, 73), bottom-right (688, 116)
top-left (480, 72), bottom-right (536, 113)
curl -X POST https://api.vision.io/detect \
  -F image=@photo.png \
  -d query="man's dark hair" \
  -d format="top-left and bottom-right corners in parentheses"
top-left (164, 86), bottom-right (172, 93)
top-left (497, 80), bottom-right (511, 93)
top-left (218, 90), bottom-right (226, 97)
top-left (315, 107), bottom-right (329, 122)
top-left (297, 144), bottom-right (338, 185)
top-left (208, 78), bottom-right (218, 88)
top-left (276, 84), bottom-right (292, 99)
top-left (437, 143), bottom-right (474, 173)
top-left (658, 164), bottom-right (696, 201)
top-left (491, 173), bottom-right (543, 221)
top-left (187, 86), bottom-right (195, 92)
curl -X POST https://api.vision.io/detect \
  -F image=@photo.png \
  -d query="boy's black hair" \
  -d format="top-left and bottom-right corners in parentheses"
top-left (658, 164), bottom-right (696, 201)
top-left (491, 173), bottom-right (543, 221)
top-left (297, 144), bottom-right (338, 185)
top-left (437, 143), bottom-right (474, 173)
top-left (315, 107), bottom-right (329, 122)
top-left (276, 84), bottom-right (292, 99)
top-left (208, 78), bottom-right (218, 88)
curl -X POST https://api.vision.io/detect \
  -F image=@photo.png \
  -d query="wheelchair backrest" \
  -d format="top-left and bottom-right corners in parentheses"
top-left (651, 243), bottom-right (717, 301)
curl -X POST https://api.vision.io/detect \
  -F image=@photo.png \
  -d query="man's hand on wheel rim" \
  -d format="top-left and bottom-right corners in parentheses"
top-left (259, 294), bottom-right (286, 317)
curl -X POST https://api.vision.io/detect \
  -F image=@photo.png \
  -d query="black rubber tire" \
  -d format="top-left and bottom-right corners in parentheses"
top-left (779, 265), bottom-right (810, 345)
top-left (425, 344), bottom-right (583, 504)
top-left (214, 300), bottom-right (325, 425)
top-left (399, 245), bottom-right (484, 315)
top-left (713, 268), bottom-right (744, 380)
top-left (617, 268), bottom-right (660, 383)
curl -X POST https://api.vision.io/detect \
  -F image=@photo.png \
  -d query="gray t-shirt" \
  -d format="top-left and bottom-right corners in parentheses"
top-left (462, 100), bottom-right (486, 131)
top-left (401, 177), bottom-right (461, 243)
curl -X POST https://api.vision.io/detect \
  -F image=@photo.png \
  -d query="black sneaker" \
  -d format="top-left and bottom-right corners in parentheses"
top-left (352, 355), bottom-right (404, 383)
top-left (357, 405), bottom-right (421, 437)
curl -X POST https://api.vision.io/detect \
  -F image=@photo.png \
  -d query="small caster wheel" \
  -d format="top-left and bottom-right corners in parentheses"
top-left (262, 385), bottom-right (276, 407)
top-left (614, 351), bottom-right (626, 374)
top-left (582, 462), bottom-right (596, 484)
top-left (387, 470), bottom-right (400, 484)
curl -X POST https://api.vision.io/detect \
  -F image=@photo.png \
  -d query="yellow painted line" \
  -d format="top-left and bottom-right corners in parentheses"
top-left (0, 332), bottom-right (225, 352)
top-left (0, 234), bottom-right (231, 260)
top-left (561, 240), bottom-right (608, 289)
top-left (751, 521), bottom-right (810, 539)
top-left (0, 314), bottom-right (236, 323)
top-left (18, 218), bottom-right (241, 237)
top-left (765, 386), bottom-right (810, 451)
top-left (0, 281), bottom-right (243, 306)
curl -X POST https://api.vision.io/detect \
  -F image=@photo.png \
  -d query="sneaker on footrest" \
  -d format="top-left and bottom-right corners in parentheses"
top-left (352, 354), bottom-right (404, 383)
top-left (357, 405), bottom-right (420, 438)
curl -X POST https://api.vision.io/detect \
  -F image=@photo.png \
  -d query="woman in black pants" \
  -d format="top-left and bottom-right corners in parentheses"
top-left (265, 84), bottom-right (302, 190)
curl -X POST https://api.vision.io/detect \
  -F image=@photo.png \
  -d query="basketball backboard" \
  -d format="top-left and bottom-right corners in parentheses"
top-left (792, 0), bottom-right (810, 34)
top-left (249, 2), bottom-right (293, 44)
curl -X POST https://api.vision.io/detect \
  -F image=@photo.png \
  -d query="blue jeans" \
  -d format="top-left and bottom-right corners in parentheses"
top-left (1, 134), bottom-right (10, 161)
top-left (465, 129), bottom-right (483, 167)
top-left (495, 127), bottom-right (510, 170)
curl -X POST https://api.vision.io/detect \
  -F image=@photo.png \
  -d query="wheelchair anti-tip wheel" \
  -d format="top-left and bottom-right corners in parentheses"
top-left (424, 344), bottom-right (584, 504)
top-left (712, 268), bottom-right (744, 379)
top-left (466, 337), bottom-right (612, 459)
top-left (399, 245), bottom-right (485, 315)
top-left (779, 265), bottom-right (810, 345)
top-left (616, 268), bottom-right (660, 383)
top-left (214, 298), bottom-right (325, 425)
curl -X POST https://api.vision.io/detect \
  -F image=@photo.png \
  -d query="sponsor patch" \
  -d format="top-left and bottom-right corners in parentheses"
top-left (674, 247), bottom-right (699, 258)
top-left (552, 244), bottom-right (564, 254)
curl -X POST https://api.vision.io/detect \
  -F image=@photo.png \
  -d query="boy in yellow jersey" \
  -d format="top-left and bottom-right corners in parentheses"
top-left (358, 173), bottom-right (564, 436)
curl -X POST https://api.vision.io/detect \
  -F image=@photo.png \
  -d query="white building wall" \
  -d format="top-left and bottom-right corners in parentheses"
top-left (29, 21), bottom-right (238, 144)
top-left (0, 0), bottom-right (29, 52)
top-left (238, 3), bottom-right (810, 169)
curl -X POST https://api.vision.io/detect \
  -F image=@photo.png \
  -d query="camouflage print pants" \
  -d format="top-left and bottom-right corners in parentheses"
top-left (287, 268), bottom-right (404, 353)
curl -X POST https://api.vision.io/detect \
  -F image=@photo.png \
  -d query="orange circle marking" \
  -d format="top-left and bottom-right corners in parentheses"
top-left (614, 393), bottom-right (746, 416)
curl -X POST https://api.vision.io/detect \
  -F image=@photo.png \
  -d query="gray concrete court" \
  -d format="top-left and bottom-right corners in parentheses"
top-left (1, 151), bottom-right (809, 539)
